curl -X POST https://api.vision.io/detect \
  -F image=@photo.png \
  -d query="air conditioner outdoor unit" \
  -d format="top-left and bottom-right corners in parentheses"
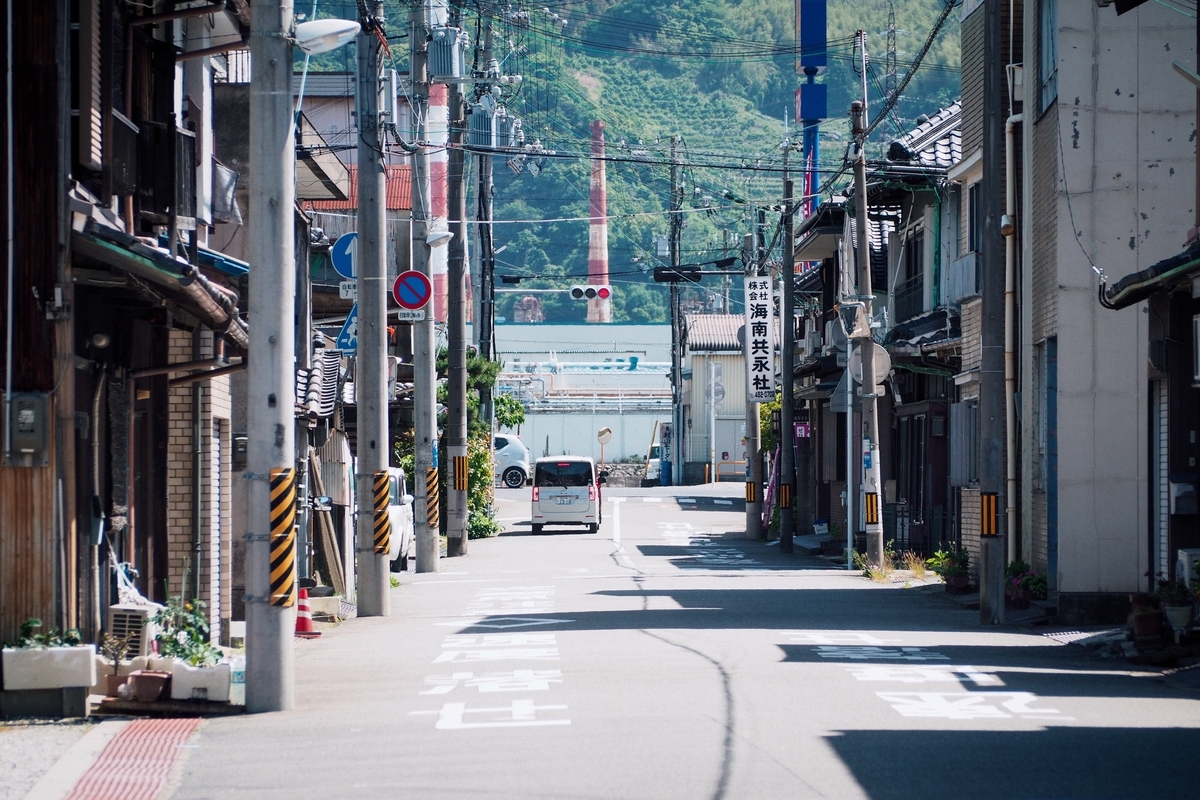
top-left (108, 603), bottom-right (162, 658)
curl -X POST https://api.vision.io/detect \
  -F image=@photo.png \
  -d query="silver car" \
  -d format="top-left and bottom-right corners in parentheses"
top-left (386, 467), bottom-right (415, 572)
top-left (531, 456), bottom-right (606, 534)
top-left (494, 434), bottom-right (531, 488)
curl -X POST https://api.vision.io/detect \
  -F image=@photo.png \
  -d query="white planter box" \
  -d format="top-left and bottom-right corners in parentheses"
top-left (2, 646), bottom-right (97, 691)
top-left (170, 660), bottom-right (231, 702)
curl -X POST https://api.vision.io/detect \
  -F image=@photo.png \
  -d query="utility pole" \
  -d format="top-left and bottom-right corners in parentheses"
top-left (354, 2), bottom-right (390, 616)
top-left (743, 233), bottom-right (762, 539)
top-left (445, 1), bottom-right (469, 556)
top-left (850, 100), bottom-right (885, 569)
top-left (979, 0), bottom-right (1006, 624)
top-left (411, 0), bottom-right (439, 573)
top-left (477, 22), bottom-right (495, 429)
top-left (779, 176), bottom-right (795, 553)
top-left (246, 0), bottom-right (296, 712)
top-left (669, 136), bottom-right (684, 486)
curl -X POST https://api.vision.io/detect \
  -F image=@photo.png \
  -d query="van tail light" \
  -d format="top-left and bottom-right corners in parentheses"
top-left (532, 487), bottom-right (539, 502)
top-left (588, 484), bottom-right (596, 501)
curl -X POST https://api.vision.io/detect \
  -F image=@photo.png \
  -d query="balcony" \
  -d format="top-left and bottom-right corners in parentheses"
top-left (947, 252), bottom-right (980, 304)
top-left (137, 122), bottom-right (196, 232)
top-left (894, 273), bottom-right (924, 323)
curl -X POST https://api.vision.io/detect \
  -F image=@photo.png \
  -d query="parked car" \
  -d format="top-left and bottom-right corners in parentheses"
top-left (494, 434), bottom-right (532, 488)
top-left (531, 456), bottom-right (607, 534)
top-left (386, 467), bottom-right (415, 572)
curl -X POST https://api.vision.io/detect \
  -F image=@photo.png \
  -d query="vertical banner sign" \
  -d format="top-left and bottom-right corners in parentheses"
top-left (745, 275), bottom-right (776, 401)
top-left (426, 468), bottom-right (441, 529)
top-left (269, 468), bottom-right (297, 608)
top-left (373, 471), bottom-right (392, 554)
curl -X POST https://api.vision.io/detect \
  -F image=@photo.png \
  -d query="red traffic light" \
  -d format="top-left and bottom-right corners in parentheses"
top-left (569, 284), bottom-right (612, 300)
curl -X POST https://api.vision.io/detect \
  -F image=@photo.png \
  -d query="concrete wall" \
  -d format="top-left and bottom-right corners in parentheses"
top-left (1051, 1), bottom-right (1194, 595)
top-left (514, 412), bottom-right (662, 465)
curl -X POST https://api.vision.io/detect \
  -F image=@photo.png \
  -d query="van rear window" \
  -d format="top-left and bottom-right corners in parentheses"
top-left (535, 461), bottom-right (592, 487)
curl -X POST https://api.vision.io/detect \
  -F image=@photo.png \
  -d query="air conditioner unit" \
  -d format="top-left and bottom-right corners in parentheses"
top-left (108, 603), bottom-right (162, 658)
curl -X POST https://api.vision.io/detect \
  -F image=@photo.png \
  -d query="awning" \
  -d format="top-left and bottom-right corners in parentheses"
top-left (73, 222), bottom-right (249, 350)
top-left (296, 112), bottom-right (351, 202)
top-left (1100, 244), bottom-right (1200, 310)
top-left (794, 204), bottom-right (846, 263)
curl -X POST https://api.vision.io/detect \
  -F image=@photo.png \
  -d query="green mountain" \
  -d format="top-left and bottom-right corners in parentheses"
top-left (306, 0), bottom-right (960, 324)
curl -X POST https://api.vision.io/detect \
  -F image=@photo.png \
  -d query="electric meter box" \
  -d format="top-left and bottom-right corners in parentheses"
top-left (5, 392), bottom-right (50, 467)
top-left (428, 27), bottom-right (465, 80)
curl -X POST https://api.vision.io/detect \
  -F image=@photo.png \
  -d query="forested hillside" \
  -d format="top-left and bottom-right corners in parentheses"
top-left (307, 0), bottom-right (960, 323)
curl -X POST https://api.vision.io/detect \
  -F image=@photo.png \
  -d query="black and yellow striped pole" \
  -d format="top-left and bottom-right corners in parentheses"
top-left (373, 471), bottom-right (392, 555)
top-left (269, 468), bottom-right (297, 608)
top-left (864, 491), bottom-right (880, 526)
top-left (453, 454), bottom-right (468, 491)
top-left (426, 467), bottom-right (440, 530)
top-left (980, 492), bottom-right (999, 537)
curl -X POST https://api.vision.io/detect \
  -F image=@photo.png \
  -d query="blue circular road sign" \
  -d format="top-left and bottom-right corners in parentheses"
top-left (330, 232), bottom-right (358, 279)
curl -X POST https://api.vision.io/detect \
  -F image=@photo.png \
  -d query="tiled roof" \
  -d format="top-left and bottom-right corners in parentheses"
top-left (896, 102), bottom-right (962, 169)
top-left (685, 314), bottom-right (743, 352)
top-left (303, 164), bottom-right (413, 211)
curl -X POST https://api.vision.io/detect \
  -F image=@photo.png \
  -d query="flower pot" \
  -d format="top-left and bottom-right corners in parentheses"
top-left (1163, 604), bottom-right (1194, 630)
top-left (170, 660), bottom-right (232, 702)
top-left (104, 674), bottom-right (128, 698)
top-left (2, 646), bottom-right (97, 691)
top-left (1130, 611), bottom-right (1161, 638)
top-left (129, 669), bottom-right (171, 702)
top-left (945, 575), bottom-right (970, 594)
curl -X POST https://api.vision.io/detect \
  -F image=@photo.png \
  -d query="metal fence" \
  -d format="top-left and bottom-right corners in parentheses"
top-left (883, 502), bottom-right (958, 558)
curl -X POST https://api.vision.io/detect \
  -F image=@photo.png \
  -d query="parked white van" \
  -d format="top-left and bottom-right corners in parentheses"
top-left (531, 456), bottom-right (607, 534)
top-left (386, 467), bottom-right (415, 572)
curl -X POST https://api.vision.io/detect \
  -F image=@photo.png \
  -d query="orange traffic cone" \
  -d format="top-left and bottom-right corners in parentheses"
top-left (295, 588), bottom-right (322, 639)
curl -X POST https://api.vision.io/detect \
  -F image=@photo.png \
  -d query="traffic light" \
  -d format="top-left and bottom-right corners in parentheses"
top-left (569, 285), bottom-right (612, 300)
top-left (653, 266), bottom-right (701, 283)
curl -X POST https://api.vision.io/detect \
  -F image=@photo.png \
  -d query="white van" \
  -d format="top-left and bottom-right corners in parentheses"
top-left (386, 467), bottom-right (415, 572)
top-left (531, 456), bottom-right (606, 534)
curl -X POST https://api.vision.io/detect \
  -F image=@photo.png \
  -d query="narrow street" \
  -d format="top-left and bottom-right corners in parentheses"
top-left (141, 484), bottom-right (1200, 799)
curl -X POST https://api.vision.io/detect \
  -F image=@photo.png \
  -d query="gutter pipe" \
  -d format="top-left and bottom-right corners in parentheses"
top-left (192, 328), bottom-right (204, 604)
top-left (1004, 112), bottom-right (1023, 563)
top-left (4, 0), bottom-right (12, 460)
top-left (1099, 245), bottom-right (1200, 310)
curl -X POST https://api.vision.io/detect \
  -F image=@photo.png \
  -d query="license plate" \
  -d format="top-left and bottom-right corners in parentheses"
top-left (555, 496), bottom-right (573, 505)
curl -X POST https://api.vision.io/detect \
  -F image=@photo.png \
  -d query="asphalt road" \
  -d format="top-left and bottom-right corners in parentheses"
top-left (170, 484), bottom-right (1200, 799)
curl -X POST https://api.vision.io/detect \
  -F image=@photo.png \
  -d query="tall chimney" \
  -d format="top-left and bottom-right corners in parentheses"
top-left (587, 120), bottom-right (611, 323)
top-left (428, 83), bottom-right (449, 322)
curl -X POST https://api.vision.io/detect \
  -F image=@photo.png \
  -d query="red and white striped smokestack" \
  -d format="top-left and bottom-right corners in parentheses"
top-left (428, 83), bottom-right (449, 323)
top-left (587, 120), bottom-right (611, 323)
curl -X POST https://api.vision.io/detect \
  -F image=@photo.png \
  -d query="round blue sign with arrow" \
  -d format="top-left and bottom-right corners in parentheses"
top-left (393, 270), bottom-right (433, 310)
top-left (330, 232), bottom-right (358, 279)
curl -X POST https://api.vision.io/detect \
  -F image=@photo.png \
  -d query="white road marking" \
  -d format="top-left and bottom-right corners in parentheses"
top-left (411, 700), bottom-right (571, 729)
top-left (876, 691), bottom-right (1070, 721)
top-left (641, 497), bottom-right (663, 503)
top-left (814, 645), bottom-right (949, 661)
top-left (677, 498), bottom-right (696, 503)
top-left (714, 499), bottom-right (733, 505)
top-left (847, 665), bottom-right (1003, 686)
top-left (610, 497), bottom-right (624, 545)
top-left (782, 631), bottom-right (899, 646)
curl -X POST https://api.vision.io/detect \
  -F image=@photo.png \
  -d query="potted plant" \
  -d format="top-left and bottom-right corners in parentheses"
top-left (1005, 560), bottom-right (1033, 608)
top-left (927, 547), bottom-right (971, 593)
top-left (151, 597), bottom-right (230, 702)
top-left (821, 522), bottom-right (845, 556)
top-left (98, 632), bottom-right (132, 698)
top-left (1, 619), bottom-right (96, 692)
top-left (1157, 575), bottom-right (1194, 641)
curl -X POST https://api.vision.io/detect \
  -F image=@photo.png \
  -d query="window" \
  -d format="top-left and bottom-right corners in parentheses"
top-left (904, 230), bottom-right (925, 281)
top-left (1039, 0), bottom-right (1058, 114)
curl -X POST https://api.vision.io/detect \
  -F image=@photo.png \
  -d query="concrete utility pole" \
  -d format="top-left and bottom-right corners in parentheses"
top-left (979, 0), bottom-right (1006, 624)
top-left (445, 1), bottom-right (469, 556)
top-left (411, 0), bottom-right (439, 573)
top-left (779, 178), bottom-right (796, 553)
top-left (850, 100), bottom-right (885, 569)
top-left (354, 2), bottom-right (390, 616)
top-left (669, 136), bottom-right (684, 486)
top-left (477, 22), bottom-right (496, 428)
top-left (246, 0), bottom-right (296, 712)
top-left (743, 233), bottom-right (763, 539)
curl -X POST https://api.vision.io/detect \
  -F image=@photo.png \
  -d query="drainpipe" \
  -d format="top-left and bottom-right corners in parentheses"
top-left (192, 327), bottom-right (204, 604)
top-left (90, 372), bottom-right (107, 640)
top-left (1003, 112), bottom-right (1023, 563)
